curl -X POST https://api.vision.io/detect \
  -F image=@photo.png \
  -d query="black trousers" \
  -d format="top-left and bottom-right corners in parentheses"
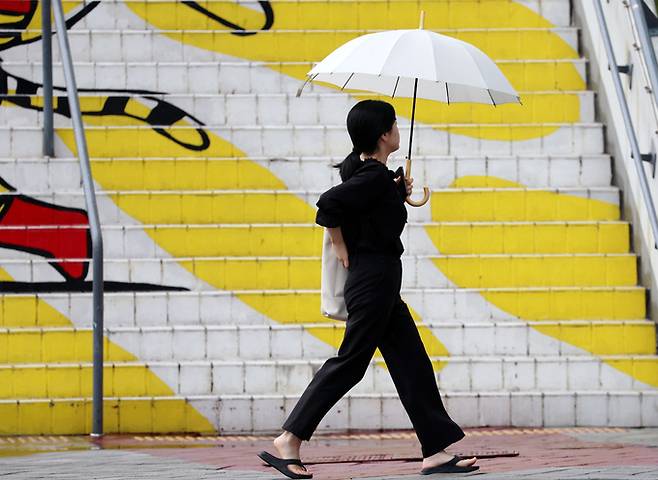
top-left (282, 253), bottom-right (465, 458)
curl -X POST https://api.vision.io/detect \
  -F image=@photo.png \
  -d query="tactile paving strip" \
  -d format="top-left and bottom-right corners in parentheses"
top-left (0, 427), bottom-right (628, 446)
top-left (132, 427), bottom-right (628, 443)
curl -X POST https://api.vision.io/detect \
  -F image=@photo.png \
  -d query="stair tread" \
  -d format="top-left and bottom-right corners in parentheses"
top-left (1, 319), bottom-right (652, 332)
top-left (2, 390), bottom-right (655, 404)
top-left (2, 355), bottom-right (657, 367)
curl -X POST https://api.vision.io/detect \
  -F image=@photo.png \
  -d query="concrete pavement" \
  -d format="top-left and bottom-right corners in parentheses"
top-left (1, 427), bottom-right (657, 479)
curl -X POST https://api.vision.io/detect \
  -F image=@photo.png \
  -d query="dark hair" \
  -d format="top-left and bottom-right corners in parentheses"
top-left (333, 100), bottom-right (396, 181)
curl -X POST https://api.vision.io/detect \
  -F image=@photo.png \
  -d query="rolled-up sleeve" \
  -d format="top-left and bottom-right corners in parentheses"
top-left (315, 166), bottom-right (389, 227)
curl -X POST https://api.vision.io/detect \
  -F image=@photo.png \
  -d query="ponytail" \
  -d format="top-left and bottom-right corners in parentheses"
top-left (333, 148), bottom-right (363, 182)
top-left (332, 100), bottom-right (396, 182)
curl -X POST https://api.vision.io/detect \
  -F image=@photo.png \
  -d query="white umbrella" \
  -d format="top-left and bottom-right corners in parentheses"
top-left (297, 12), bottom-right (521, 206)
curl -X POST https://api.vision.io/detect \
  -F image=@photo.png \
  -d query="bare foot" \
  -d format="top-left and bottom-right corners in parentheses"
top-left (422, 450), bottom-right (477, 470)
top-left (272, 430), bottom-right (312, 477)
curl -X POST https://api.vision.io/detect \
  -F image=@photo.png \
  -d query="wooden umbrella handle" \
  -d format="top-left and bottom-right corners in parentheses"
top-left (404, 156), bottom-right (430, 207)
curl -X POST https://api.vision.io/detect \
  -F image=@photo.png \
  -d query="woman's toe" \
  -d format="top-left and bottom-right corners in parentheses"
top-left (290, 464), bottom-right (311, 476)
top-left (456, 456), bottom-right (477, 467)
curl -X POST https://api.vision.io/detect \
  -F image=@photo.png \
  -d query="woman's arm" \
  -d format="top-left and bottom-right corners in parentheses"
top-left (327, 226), bottom-right (349, 268)
top-left (315, 165), bottom-right (389, 227)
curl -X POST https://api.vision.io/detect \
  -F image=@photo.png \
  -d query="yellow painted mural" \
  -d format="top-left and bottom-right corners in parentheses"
top-left (125, 0), bottom-right (585, 141)
top-left (0, 0), bottom-right (656, 435)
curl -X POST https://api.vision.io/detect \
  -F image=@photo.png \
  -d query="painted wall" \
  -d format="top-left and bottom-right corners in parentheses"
top-left (0, 0), bottom-right (656, 434)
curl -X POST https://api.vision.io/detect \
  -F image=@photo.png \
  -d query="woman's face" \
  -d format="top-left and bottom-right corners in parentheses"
top-left (382, 121), bottom-right (400, 153)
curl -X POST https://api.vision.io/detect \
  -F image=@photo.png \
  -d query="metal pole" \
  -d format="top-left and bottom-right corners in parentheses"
top-left (630, 0), bottom-right (658, 106)
top-left (52, 0), bottom-right (105, 435)
top-left (41, 0), bottom-right (54, 157)
top-left (595, 0), bottom-right (658, 249)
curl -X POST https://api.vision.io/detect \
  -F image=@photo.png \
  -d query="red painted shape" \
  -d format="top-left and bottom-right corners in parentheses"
top-left (0, 196), bottom-right (90, 281)
top-left (0, 1), bottom-right (32, 14)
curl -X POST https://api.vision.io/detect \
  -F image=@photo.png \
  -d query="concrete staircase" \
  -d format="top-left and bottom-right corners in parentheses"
top-left (0, 0), bottom-right (656, 434)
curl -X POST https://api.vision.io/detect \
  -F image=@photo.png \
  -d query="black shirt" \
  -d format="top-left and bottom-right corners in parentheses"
top-left (315, 158), bottom-right (408, 257)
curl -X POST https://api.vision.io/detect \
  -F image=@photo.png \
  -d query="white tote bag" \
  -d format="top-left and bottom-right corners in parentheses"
top-left (320, 228), bottom-right (349, 321)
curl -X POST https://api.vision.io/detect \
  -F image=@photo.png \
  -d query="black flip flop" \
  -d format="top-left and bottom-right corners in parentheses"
top-left (420, 455), bottom-right (480, 475)
top-left (258, 450), bottom-right (313, 479)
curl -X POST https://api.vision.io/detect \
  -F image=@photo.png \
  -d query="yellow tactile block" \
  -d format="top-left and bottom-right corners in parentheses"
top-left (0, 329), bottom-right (134, 364)
top-left (0, 296), bottom-right (70, 328)
top-left (433, 254), bottom-right (637, 288)
top-left (431, 189), bottom-right (619, 222)
top-left (180, 258), bottom-right (320, 290)
top-left (531, 321), bottom-right (657, 356)
top-left (91, 159), bottom-right (286, 190)
top-left (0, 364), bottom-right (172, 399)
top-left (425, 222), bottom-right (630, 254)
top-left (147, 225), bottom-right (322, 257)
top-left (0, 397), bottom-right (214, 435)
top-left (484, 287), bottom-right (646, 320)
top-left (113, 192), bottom-right (315, 224)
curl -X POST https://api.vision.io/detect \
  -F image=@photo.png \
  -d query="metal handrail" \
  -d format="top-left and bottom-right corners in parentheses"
top-left (628, 0), bottom-right (658, 129)
top-left (42, 0), bottom-right (105, 436)
top-left (594, 0), bottom-right (658, 249)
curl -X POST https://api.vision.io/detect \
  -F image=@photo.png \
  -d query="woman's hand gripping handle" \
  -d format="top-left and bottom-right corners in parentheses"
top-left (402, 156), bottom-right (430, 207)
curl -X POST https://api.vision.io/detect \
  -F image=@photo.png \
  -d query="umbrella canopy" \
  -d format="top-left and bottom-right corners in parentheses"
top-left (299, 28), bottom-right (520, 105)
top-left (297, 14), bottom-right (520, 206)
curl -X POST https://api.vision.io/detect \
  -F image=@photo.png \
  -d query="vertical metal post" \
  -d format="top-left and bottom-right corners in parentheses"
top-left (51, 0), bottom-right (105, 436)
top-left (41, 0), bottom-right (54, 156)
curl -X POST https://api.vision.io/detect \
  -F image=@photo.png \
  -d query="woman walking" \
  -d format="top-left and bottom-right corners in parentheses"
top-left (258, 100), bottom-right (478, 478)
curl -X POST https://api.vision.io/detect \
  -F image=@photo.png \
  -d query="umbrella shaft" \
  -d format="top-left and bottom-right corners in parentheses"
top-left (406, 77), bottom-right (419, 177)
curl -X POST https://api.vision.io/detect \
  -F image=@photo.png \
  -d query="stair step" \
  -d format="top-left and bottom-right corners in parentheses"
top-left (1, 321), bottom-right (653, 363)
top-left (0, 221), bottom-right (630, 257)
top-left (1, 59), bottom-right (588, 92)
top-left (0, 254), bottom-right (638, 289)
top-left (67, 0), bottom-right (574, 30)
top-left (2, 185), bottom-right (619, 224)
top-left (0, 153), bottom-right (612, 191)
top-left (0, 90), bottom-right (596, 126)
top-left (0, 356), bottom-right (656, 399)
top-left (0, 123), bottom-right (604, 158)
top-left (2, 389), bottom-right (655, 435)
top-left (0, 287), bottom-right (646, 328)
top-left (3, 28), bottom-right (580, 63)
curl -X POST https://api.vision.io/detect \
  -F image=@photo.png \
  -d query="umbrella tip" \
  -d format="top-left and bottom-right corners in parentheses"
top-left (419, 10), bottom-right (426, 29)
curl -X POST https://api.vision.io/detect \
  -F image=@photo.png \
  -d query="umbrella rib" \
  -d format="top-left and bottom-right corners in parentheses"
top-left (340, 73), bottom-right (355, 91)
top-left (295, 73), bottom-right (318, 97)
top-left (445, 82), bottom-right (450, 105)
top-left (392, 77), bottom-right (400, 98)
top-left (487, 88), bottom-right (497, 107)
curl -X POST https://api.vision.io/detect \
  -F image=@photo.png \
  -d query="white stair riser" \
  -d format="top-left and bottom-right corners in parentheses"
top-left (3, 358), bottom-right (644, 396)
top-left (212, 391), bottom-right (657, 432)
top-left (8, 289), bottom-right (642, 328)
top-left (96, 322), bottom-right (652, 361)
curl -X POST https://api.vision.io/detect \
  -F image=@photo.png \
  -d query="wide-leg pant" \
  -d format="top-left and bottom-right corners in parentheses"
top-left (282, 253), bottom-right (465, 458)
